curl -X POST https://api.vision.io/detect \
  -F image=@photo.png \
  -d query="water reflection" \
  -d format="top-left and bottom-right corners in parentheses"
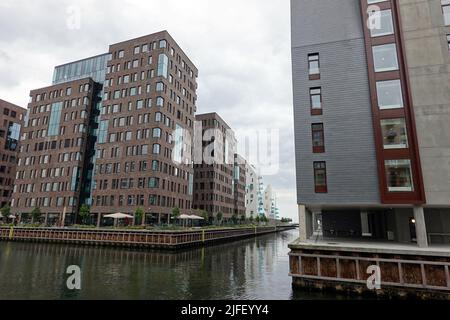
top-left (0, 229), bottom-right (332, 300)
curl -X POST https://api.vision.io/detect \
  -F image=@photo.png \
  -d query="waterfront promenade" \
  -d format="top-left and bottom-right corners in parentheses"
top-left (0, 225), bottom-right (296, 250)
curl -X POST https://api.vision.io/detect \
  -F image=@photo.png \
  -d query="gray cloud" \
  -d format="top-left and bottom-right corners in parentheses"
top-left (0, 0), bottom-right (298, 222)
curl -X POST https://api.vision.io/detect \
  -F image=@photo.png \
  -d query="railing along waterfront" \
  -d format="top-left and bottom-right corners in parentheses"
top-left (288, 245), bottom-right (450, 298)
top-left (0, 225), bottom-right (295, 249)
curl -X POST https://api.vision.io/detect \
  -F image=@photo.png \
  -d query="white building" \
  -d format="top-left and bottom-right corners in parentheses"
top-left (245, 164), bottom-right (258, 219)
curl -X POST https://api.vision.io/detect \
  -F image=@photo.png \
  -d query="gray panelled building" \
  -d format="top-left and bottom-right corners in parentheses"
top-left (292, 0), bottom-right (450, 247)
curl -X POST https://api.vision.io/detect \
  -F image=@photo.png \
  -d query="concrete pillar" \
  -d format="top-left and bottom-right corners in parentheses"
top-left (97, 213), bottom-right (102, 228)
top-left (361, 211), bottom-right (372, 237)
top-left (61, 206), bottom-right (67, 228)
top-left (44, 213), bottom-right (48, 225)
top-left (298, 204), bottom-right (307, 242)
top-left (414, 206), bottom-right (428, 248)
top-left (158, 213), bottom-right (161, 225)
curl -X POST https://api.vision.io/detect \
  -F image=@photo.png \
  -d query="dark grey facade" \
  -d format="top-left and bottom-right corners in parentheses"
top-left (292, 0), bottom-right (379, 207)
top-left (292, 0), bottom-right (450, 247)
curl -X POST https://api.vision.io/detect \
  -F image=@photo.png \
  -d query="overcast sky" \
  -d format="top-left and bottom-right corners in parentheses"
top-left (0, 0), bottom-right (297, 222)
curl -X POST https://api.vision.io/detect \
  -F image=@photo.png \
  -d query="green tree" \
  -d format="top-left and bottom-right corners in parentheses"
top-left (1, 205), bottom-right (11, 218)
top-left (135, 207), bottom-right (145, 226)
top-left (31, 207), bottom-right (42, 224)
top-left (249, 215), bottom-right (254, 224)
top-left (261, 215), bottom-right (268, 224)
top-left (79, 204), bottom-right (91, 225)
top-left (200, 210), bottom-right (210, 225)
top-left (216, 212), bottom-right (223, 225)
top-left (171, 207), bottom-right (181, 225)
top-left (240, 214), bottom-right (246, 225)
top-left (255, 215), bottom-right (260, 224)
top-left (231, 214), bottom-right (238, 225)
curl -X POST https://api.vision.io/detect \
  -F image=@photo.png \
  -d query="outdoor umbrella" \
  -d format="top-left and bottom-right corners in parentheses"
top-left (8, 215), bottom-right (16, 219)
top-left (104, 213), bottom-right (134, 227)
top-left (104, 213), bottom-right (134, 219)
top-left (188, 215), bottom-right (204, 220)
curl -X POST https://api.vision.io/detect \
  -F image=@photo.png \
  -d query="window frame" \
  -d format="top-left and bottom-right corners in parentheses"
top-left (313, 161), bottom-right (328, 194)
top-left (311, 123), bottom-right (325, 153)
top-left (310, 87), bottom-right (323, 115)
top-left (308, 53), bottom-right (320, 79)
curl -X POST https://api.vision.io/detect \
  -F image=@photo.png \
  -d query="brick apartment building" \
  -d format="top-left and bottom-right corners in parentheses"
top-left (11, 31), bottom-right (199, 226)
top-left (192, 113), bottom-right (237, 220)
top-left (0, 99), bottom-right (25, 209)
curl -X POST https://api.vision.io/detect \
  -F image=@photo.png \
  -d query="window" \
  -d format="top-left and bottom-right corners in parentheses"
top-left (134, 46), bottom-right (140, 54)
top-left (385, 160), bottom-right (414, 192)
top-left (370, 9), bottom-right (394, 37)
top-left (310, 88), bottom-right (322, 115)
top-left (447, 34), bottom-right (450, 50)
top-left (156, 97), bottom-right (164, 107)
top-left (157, 54), bottom-right (169, 78)
top-left (443, 0), bottom-right (450, 26)
top-left (372, 44), bottom-right (399, 72)
top-left (149, 178), bottom-right (159, 188)
top-left (153, 144), bottom-right (161, 155)
top-left (308, 53), bottom-right (320, 77)
top-left (152, 128), bottom-right (162, 138)
top-left (312, 124), bottom-right (325, 153)
top-left (48, 102), bottom-right (63, 136)
top-left (313, 162), bottom-right (327, 193)
top-left (141, 145), bottom-right (148, 155)
top-left (376, 80), bottom-right (403, 109)
top-left (156, 82), bottom-right (164, 91)
top-left (136, 100), bottom-right (144, 109)
top-left (159, 40), bottom-right (167, 48)
top-left (381, 118), bottom-right (408, 149)
top-left (118, 50), bottom-right (125, 58)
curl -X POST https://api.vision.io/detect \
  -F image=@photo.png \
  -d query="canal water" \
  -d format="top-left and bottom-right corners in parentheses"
top-left (0, 229), bottom-right (333, 300)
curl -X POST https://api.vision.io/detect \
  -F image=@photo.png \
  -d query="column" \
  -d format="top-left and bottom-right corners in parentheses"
top-left (97, 213), bottom-right (102, 228)
top-left (414, 206), bottom-right (428, 248)
top-left (44, 213), bottom-right (48, 225)
top-left (361, 211), bottom-right (372, 237)
top-left (298, 204), bottom-right (307, 242)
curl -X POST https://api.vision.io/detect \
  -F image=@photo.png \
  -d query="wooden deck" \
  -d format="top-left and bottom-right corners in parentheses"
top-left (0, 225), bottom-right (296, 249)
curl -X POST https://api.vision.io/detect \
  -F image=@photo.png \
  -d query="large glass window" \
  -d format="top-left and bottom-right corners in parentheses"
top-left (376, 80), bottom-right (403, 109)
top-left (385, 160), bottom-right (414, 192)
top-left (157, 54), bottom-right (169, 78)
top-left (370, 9), bottom-right (394, 37)
top-left (98, 120), bottom-right (109, 144)
top-left (372, 43), bottom-right (399, 72)
top-left (48, 102), bottom-right (63, 136)
top-left (381, 118), bottom-right (408, 149)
